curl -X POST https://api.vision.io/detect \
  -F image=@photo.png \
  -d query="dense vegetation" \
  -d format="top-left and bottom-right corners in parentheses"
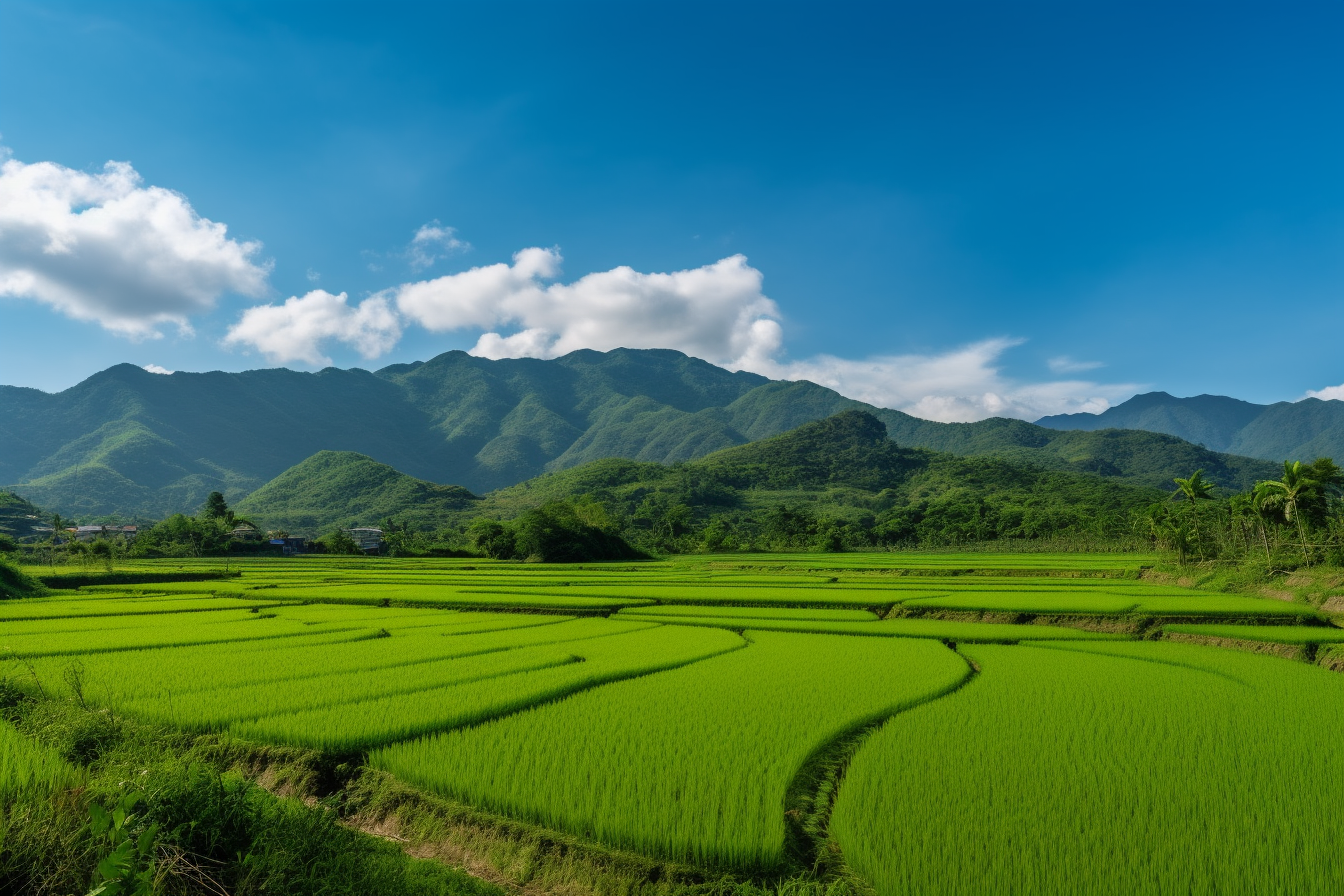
top-left (235, 451), bottom-right (478, 532)
top-left (1140, 458), bottom-right (1344, 568)
top-left (468, 411), bottom-right (1165, 555)
top-left (2, 348), bottom-right (1295, 517)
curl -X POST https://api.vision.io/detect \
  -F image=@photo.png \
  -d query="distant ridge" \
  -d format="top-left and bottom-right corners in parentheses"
top-left (0, 349), bottom-right (1285, 518)
top-left (1037, 391), bottom-right (1344, 461)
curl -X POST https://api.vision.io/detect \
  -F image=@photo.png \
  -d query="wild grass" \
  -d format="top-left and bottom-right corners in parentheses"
top-left (0, 716), bottom-right (84, 797)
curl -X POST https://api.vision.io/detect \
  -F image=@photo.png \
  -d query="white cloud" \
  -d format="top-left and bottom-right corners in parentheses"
top-left (407, 220), bottom-right (469, 272)
top-left (394, 249), bottom-right (782, 369)
top-left (306, 268), bottom-right (321, 282)
top-left (142, 364), bottom-right (174, 375)
top-left (752, 339), bottom-right (1137, 423)
top-left (223, 289), bottom-right (401, 366)
top-left (382, 246), bottom-right (1140, 422)
top-left (0, 154), bottom-right (269, 338)
top-left (1047, 355), bottom-right (1104, 374)
top-left (1305, 384), bottom-right (1344, 402)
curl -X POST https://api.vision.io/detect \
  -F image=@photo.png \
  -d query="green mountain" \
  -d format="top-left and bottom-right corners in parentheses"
top-left (2, 349), bottom-right (1285, 518)
top-left (1037, 391), bottom-right (1344, 462)
top-left (0, 490), bottom-right (49, 540)
top-left (233, 451), bottom-right (478, 532)
top-left (476, 410), bottom-right (1165, 548)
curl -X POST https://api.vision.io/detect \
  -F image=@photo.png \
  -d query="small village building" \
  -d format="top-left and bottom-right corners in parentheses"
top-left (345, 527), bottom-right (385, 553)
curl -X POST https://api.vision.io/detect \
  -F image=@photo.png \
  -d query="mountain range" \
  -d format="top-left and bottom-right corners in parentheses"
top-left (3, 348), bottom-right (1327, 519)
top-left (232, 411), bottom-right (1165, 541)
top-left (1037, 391), bottom-right (1344, 461)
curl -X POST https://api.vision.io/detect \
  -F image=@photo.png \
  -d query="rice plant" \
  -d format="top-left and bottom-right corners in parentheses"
top-left (830, 641), bottom-right (1344, 896)
top-left (372, 631), bottom-right (970, 870)
top-left (232, 623), bottom-right (743, 750)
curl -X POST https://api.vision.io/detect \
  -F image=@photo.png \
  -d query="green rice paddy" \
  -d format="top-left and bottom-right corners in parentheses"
top-left (6, 551), bottom-right (1339, 893)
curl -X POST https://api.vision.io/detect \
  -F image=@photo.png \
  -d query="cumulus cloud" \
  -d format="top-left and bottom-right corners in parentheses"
top-left (751, 339), bottom-right (1137, 423)
top-left (219, 243), bottom-right (1135, 422)
top-left (394, 249), bottom-right (783, 369)
top-left (142, 364), bottom-right (174, 375)
top-left (1305, 384), bottom-right (1344, 402)
top-left (1047, 355), bottom-right (1104, 374)
top-left (223, 290), bottom-right (401, 366)
top-left (407, 220), bottom-right (470, 272)
top-left (0, 154), bottom-right (269, 338)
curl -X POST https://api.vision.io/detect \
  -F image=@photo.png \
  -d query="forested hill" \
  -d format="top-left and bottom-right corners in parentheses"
top-left (234, 451), bottom-right (478, 532)
top-left (2, 348), bottom-right (1280, 518)
top-left (474, 410), bottom-right (1166, 549)
top-left (1037, 391), bottom-right (1344, 462)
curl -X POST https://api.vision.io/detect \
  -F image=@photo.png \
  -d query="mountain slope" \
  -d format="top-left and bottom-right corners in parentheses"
top-left (477, 411), bottom-right (1165, 547)
top-left (1038, 391), bottom-right (1344, 462)
top-left (234, 451), bottom-right (478, 532)
top-left (2, 349), bottom-right (1286, 518)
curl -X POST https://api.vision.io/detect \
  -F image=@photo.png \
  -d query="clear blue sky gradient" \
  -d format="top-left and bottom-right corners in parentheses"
top-left (1, 1), bottom-right (1341, 406)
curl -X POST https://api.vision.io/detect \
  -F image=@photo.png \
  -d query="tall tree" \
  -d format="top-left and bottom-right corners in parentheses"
top-left (1254, 461), bottom-right (1319, 563)
top-left (1171, 470), bottom-right (1216, 550)
top-left (202, 491), bottom-right (231, 521)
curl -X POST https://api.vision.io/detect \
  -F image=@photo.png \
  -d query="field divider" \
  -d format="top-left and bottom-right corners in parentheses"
top-left (1022, 641), bottom-right (1253, 686)
top-left (783, 645), bottom-right (978, 878)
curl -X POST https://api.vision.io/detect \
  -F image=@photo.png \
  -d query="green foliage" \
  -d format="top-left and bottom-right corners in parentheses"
top-left (0, 557), bottom-right (44, 600)
top-left (318, 528), bottom-right (364, 555)
top-left (87, 791), bottom-right (158, 896)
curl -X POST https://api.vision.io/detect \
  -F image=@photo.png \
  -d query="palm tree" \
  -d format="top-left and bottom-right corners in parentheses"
top-left (1254, 461), bottom-right (1319, 564)
top-left (1171, 470), bottom-right (1216, 552)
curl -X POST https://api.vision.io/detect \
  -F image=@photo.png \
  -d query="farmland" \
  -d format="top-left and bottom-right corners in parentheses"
top-left (2, 551), bottom-right (1342, 895)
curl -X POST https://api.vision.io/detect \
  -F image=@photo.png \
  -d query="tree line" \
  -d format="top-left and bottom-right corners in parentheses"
top-left (1143, 459), bottom-right (1344, 567)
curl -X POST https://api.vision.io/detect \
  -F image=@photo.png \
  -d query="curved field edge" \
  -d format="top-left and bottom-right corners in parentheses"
top-left (827, 642), bottom-right (1344, 896)
top-left (371, 632), bottom-right (970, 873)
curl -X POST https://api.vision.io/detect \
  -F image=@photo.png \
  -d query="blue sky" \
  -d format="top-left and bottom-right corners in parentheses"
top-left (0, 1), bottom-right (1340, 420)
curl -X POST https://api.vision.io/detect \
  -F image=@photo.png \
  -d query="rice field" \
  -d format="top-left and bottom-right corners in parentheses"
top-left (372, 631), bottom-right (970, 869)
top-left (5, 551), bottom-right (1339, 893)
top-left (1164, 623), bottom-right (1344, 644)
top-left (830, 642), bottom-right (1344, 895)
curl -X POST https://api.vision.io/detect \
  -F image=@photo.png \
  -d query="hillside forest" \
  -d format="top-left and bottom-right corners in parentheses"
top-left (8, 411), bottom-right (1343, 571)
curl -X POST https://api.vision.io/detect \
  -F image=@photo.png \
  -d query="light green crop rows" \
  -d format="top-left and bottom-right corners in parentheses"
top-left (1164, 624), bottom-right (1344, 645)
top-left (831, 642), bottom-right (1344, 896)
top-left (462, 585), bottom-right (912, 607)
top-left (0, 594), bottom-right (291, 619)
top-left (17, 614), bottom-right (594, 706)
top-left (233, 624), bottom-right (743, 751)
top-left (0, 609), bottom-right (368, 658)
top-left (902, 592), bottom-right (1319, 618)
top-left (615, 613), bottom-right (1123, 642)
top-left (373, 631), bottom-right (969, 871)
top-left (615, 605), bottom-right (879, 622)
top-left (254, 582), bottom-right (655, 610)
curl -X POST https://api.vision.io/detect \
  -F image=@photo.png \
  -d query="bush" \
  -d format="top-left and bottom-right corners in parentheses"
top-left (0, 557), bottom-right (43, 600)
